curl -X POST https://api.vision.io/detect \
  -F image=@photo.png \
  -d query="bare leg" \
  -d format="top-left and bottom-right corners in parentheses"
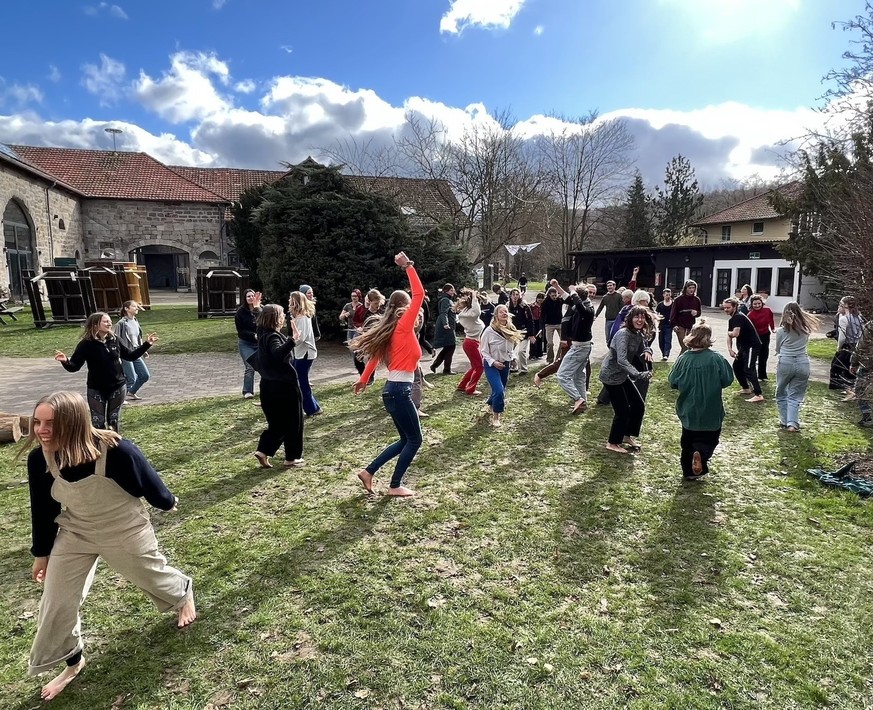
top-left (41, 657), bottom-right (86, 701)
top-left (356, 469), bottom-right (373, 493)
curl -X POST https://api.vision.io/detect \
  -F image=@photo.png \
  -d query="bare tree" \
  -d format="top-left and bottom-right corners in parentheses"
top-left (533, 113), bottom-right (635, 267)
top-left (317, 134), bottom-right (401, 177)
top-left (398, 109), bottom-right (545, 265)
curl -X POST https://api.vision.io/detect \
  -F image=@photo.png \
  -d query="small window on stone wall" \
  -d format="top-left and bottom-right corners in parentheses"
top-left (198, 250), bottom-right (220, 261)
top-left (58, 218), bottom-right (66, 230)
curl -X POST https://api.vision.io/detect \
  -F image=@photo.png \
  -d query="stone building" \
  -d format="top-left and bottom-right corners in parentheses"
top-left (0, 145), bottom-right (461, 298)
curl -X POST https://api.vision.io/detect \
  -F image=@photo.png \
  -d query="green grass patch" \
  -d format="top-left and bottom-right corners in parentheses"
top-left (807, 338), bottom-right (838, 361)
top-left (0, 306), bottom-right (237, 357)
top-left (1, 373), bottom-right (871, 708)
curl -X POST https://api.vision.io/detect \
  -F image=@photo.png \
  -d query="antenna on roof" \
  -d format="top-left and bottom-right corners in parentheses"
top-left (104, 127), bottom-right (123, 152)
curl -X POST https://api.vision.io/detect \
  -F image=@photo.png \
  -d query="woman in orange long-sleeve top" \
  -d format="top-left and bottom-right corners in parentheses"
top-left (350, 252), bottom-right (424, 497)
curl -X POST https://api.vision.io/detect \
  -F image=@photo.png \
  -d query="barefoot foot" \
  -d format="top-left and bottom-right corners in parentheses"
top-left (254, 451), bottom-right (273, 469)
top-left (605, 443), bottom-right (632, 454)
top-left (387, 485), bottom-right (415, 497)
top-left (177, 589), bottom-right (197, 628)
top-left (41, 658), bottom-right (86, 700)
top-left (745, 395), bottom-right (765, 403)
top-left (691, 450), bottom-right (703, 476)
top-left (357, 469), bottom-right (374, 493)
top-left (533, 374), bottom-right (542, 389)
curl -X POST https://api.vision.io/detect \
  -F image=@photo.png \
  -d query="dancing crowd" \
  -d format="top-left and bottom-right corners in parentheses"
top-left (19, 250), bottom-right (872, 699)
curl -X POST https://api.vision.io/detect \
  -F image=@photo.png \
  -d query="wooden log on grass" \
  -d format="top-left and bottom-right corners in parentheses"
top-left (0, 412), bottom-right (29, 436)
top-left (0, 415), bottom-right (22, 444)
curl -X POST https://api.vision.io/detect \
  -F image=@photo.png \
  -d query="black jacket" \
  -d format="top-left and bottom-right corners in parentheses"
top-left (508, 300), bottom-right (534, 335)
top-left (62, 336), bottom-right (151, 392)
top-left (235, 306), bottom-right (260, 343)
top-left (257, 329), bottom-right (301, 388)
top-left (565, 294), bottom-right (594, 342)
top-left (541, 297), bottom-right (563, 326)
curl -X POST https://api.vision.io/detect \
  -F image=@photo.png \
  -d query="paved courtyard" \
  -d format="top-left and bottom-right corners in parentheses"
top-left (0, 306), bottom-right (831, 416)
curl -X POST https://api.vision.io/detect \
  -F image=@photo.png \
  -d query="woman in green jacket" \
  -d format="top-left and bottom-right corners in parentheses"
top-left (667, 320), bottom-right (734, 480)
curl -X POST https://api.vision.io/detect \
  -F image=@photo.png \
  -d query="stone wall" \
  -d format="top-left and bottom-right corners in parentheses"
top-left (82, 200), bottom-right (226, 265)
top-left (0, 162), bottom-right (84, 296)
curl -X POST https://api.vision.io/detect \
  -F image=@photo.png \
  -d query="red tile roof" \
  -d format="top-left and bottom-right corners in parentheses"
top-left (169, 166), bottom-right (286, 201)
top-left (691, 184), bottom-right (800, 226)
top-left (11, 146), bottom-right (228, 203)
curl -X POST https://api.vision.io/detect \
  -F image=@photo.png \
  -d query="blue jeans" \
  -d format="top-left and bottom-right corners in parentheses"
top-left (121, 357), bottom-right (150, 395)
top-left (484, 361), bottom-right (510, 413)
top-left (238, 339), bottom-right (258, 395)
top-left (366, 381), bottom-right (422, 488)
top-left (557, 341), bottom-right (592, 402)
top-left (775, 355), bottom-right (810, 428)
top-left (658, 327), bottom-right (672, 358)
top-left (292, 356), bottom-right (321, 416)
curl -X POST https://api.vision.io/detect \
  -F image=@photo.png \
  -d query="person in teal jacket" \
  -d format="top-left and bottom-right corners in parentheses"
top-left (667, 319), bottom-right (734, 480)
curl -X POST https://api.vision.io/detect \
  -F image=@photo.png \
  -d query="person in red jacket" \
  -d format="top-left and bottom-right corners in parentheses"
top-left (747, 294), bottom-right (776, 380)
top-left (350, 251), bottom-right (423, 497)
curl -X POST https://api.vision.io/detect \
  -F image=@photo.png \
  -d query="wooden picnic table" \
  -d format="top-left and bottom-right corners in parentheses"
top-left (0, 299), bottom-right (23, 325)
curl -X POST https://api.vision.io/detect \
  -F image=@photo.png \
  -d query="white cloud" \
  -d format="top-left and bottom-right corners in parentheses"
top-left (81, 54), bottom-right (127, 106)
top-left (1, 49), bottom-right (844, 187)
top-left (280, 45), bottom-right (294, 54)
top-left (440, 0), bottom-right (527, 34)
top-left (83, 2), bottom-right (128, 20)
top-left (48, 65), bottom-right (62, 83)
top-left (234, 79), bottom-right (257, 94)
top-left (133, 51), bottom-right (232, 122)
top-left (0, 78), bottom-right (44, 107)
top-left (213, 0), bottom-right (228, 8)
top-left (533, 25), bottom-right (544, 36)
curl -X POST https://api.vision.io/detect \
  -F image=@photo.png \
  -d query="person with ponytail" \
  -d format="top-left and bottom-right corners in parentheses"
top-left (775, 302), bottom-right (821, 432)
top-left (350, 252), bottom-right (423, 497)
top-left (20, 391), bottom-right (194, 701)
top-left (454, 288), bottom-right (485, 396)
top-left (479, 303), bottom-right (525, 427)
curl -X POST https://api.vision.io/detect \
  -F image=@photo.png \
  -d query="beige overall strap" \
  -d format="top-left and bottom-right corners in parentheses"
top-left (94, 441), bottom-right (110, 477)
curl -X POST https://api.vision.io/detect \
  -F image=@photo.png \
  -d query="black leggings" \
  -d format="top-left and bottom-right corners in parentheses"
top-left (431, 343), bottom-right (456, 373)
top-left (680, 428), bottom-right (721, 478)
top-left (604, 380), bottom-right (645, 445)
top-left (86, 386), bottom-right (126, 432)
top-left (258, 380), bottom-right (304, 461)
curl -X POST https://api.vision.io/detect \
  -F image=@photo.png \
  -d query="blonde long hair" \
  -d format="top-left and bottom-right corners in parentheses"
top-left (82, 312), bottom-right (110, 341)
top-left (17, 391), bottom-right (119, 468)
top-left (780, 302), bottom-right (820, 334)
top-left (289, 291), bottom-right (315, 318)
top-left (349, 289), bottom-right (412, 365)
top-left (489, 304), bottom-right (524, 344)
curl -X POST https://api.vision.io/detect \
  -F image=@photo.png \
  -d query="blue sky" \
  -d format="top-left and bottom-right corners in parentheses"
top-left (0, 0), bottom-right (865, 186)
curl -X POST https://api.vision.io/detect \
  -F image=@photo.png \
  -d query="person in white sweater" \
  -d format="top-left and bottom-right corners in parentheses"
top-left (479, 304), bottom-right (524, 427)
top-left (775, 302), bottom-right (820, 432)
top-left (289, 291), bottom-right (322, 417)
top-left (454, 288), bottom-right (486, 395)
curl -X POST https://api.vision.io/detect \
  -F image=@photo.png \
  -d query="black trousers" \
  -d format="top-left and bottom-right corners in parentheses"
top-left (431, 343), bottom-right (456, 373)
top-left (604, 380), bottom-right (645, 445)
top-left (733, 345), bottom-right (761, 395)
top-left (87, 386), bottom-right (126, 432)
top-left (257, 379), bottom-right (304, 461)
top-left (757, 332), bottom-right (771, 379)
top-left (680, 428), bottom-right (721, 478)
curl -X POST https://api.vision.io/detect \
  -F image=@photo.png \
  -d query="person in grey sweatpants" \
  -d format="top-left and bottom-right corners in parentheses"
top-left (551, 280), bottom-right (595, 414)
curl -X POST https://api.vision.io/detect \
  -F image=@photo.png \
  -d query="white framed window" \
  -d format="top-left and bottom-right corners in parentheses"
top-left (752, 221), bottom-right (764, 235)
top-left (721, 225), bottom-right (731, 242)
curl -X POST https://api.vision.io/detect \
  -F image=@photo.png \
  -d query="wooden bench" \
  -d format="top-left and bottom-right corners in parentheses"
top-left (0, 300), bottom-right (23, 325)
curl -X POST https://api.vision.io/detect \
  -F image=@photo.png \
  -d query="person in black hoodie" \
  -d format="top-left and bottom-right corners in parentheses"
top-left (54, 312), bottom-right (156, 432)
top-left (507, 288), bottom-right (535, 374)
top-left (235, 289), bottom-right (262, 399)
top-left (253, 304), bottom-right (304, 469)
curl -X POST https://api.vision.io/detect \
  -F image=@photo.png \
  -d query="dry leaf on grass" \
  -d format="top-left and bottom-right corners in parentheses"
top-left (204, 689), bottom-right (233, 709)
top-left (427, 595), bottom-right (446, 609)
top-left (354, 688), bottom-right (371, 699)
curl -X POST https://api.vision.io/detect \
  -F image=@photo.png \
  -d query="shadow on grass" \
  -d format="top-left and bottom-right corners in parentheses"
top-left (638, 483), bottom-right (723, 629)
top-left (12, 495), bottom-right (388, 710)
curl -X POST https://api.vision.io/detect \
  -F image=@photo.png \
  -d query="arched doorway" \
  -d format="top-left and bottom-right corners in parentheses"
top-left (3, 200), bottom-right (36, 301)
top-left (130, 245), bottom-right (191, 291)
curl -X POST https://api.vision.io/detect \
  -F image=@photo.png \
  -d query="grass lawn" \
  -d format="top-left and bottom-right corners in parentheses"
top-left (1, 372), bottom-right (872, 708)
top-left (0, 306), bottom-right (237, 357)
top-left (807, 338), bottom-right (838, 361)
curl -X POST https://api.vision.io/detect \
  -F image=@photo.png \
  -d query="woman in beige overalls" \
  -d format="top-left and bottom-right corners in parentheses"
top-left (22, 391), bottom-right (196, 701)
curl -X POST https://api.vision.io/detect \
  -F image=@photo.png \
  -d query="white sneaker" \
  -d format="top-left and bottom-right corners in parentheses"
top-left (243, 393), bottom-right (255, 399)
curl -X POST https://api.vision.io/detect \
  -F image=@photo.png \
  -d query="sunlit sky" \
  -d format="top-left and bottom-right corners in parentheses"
top-left (0, 0), bottom-right (864, 187)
